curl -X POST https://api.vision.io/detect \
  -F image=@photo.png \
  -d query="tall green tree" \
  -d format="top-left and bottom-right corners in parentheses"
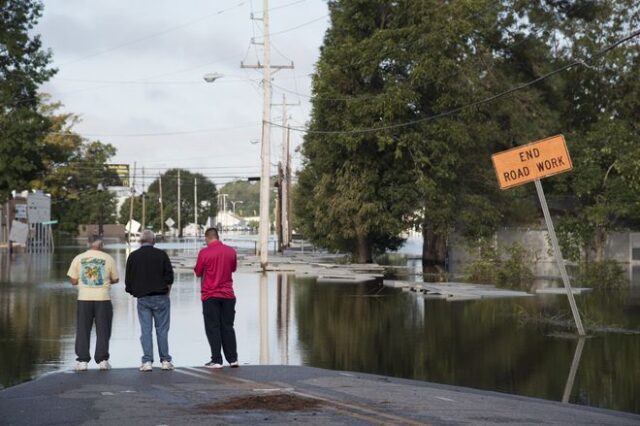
top-left (0, 0), bottom-right (56, 201)
top-left (40, 138), bottom-right (120, 234)
top-left (297, 1), bottom-right (423, 262)
top-left (549, 1), bottom-right (640, 260)
top-left (218, 179), bottom-right (261, 217)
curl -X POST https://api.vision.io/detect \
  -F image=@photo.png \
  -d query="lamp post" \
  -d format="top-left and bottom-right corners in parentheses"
top-left (203, 72), bottom-right (223, 83)
top-left (230, 200), bottom-right (243, 214)
top-left (97, 183), bottom-right (105, 237)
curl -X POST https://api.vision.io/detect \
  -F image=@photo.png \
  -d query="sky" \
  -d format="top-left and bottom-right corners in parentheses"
top-left (37, 0), bottom-right (330, 190)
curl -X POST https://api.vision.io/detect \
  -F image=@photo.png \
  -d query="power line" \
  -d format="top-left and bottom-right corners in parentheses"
top-left (254, 0), bottom-right (307, 14)
top-left (47, 122), bottom-right (260, 138)
top-left (253, 14), bottom-right (328, 39)
top-left (270, 28), bottom-right (640, 135)
top-left (59, 2), bottom-right (247, 66)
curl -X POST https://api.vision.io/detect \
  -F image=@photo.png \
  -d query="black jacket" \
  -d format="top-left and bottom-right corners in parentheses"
top-left (125, 245), bottom-right (174, 297)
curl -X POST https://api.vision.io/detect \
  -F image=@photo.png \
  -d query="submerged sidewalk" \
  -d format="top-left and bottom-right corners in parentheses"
top-left (1, 365), bottom-right (638, 425)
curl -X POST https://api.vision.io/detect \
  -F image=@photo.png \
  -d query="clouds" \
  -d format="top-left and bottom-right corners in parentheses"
top-left (36, 0), bottom-right (329, 187)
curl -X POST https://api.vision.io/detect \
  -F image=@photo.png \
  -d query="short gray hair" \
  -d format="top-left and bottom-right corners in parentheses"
top-left (140, 229), bottom-right (156, 245)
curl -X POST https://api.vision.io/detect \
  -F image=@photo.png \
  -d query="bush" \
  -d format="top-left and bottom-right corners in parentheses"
top-left (574, 259), bottom-right (627, 290)
top-left (465, 241), bottom-right (534, 290)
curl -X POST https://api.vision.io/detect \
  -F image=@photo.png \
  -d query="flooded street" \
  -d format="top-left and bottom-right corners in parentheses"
top-left (1, 245), bottom-right (639, 414)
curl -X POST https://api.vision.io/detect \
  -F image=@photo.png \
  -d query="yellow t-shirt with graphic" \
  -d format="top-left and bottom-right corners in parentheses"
top-left (67, 250), bottom-right (119, 301)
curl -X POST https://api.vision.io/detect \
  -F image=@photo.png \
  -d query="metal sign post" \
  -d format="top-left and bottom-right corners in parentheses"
top-left (534, 179), bottom-right (586, 336)
top-left (562, 336), bottom-right (586, 403)
top-left (492, 135), bottom-right (586, 336)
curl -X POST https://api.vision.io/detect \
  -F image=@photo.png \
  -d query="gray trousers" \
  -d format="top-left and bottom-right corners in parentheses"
top-left (75, 300), bottom-right (113, 362)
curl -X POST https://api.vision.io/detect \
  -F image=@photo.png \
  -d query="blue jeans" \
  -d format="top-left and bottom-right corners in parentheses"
top-left (137, 294), bottom-right (171, 363)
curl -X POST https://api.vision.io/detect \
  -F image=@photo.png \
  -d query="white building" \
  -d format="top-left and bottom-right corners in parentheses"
top-left (215, 211), bottom-right (247, 230)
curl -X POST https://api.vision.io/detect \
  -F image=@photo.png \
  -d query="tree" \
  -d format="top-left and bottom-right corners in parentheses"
top-left (550, 0), bottom-right (640, 260)
top-left (40, 139), bottom-right (120, 234)
top-left (119, 169), bottom-right (218, 233)
top-left (296, 1), bottom-right (422, 262)
top-left (218, 179), bottom-right (261, 217)
top-left (0, 0), bottom-right (56, 201)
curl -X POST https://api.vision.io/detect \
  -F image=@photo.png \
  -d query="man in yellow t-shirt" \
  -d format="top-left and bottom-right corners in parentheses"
top-left (67, 235), bottom-right (119, 371)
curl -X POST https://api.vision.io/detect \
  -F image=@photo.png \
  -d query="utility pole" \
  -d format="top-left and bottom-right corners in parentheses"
top-left (159, 174), bottom-right (164, 237)
top-left (276, 162), bottom-right (283, 252)
top-left (194, 177), bottom-right (198, 236)
top-left (217, 193), bottom-right (228, 229)
top-left (127, 162), bottom-right (136, 244)
top-left (141, 167), bottom-right (146, 230)
top-left (177, 170), bottom-right (182, 238)
top-left (286, 127), bottom-right (293, 245)
top-left (273, 94), bottom-right (297, 249)
top-left (241, 0), bottom-right (294, 269)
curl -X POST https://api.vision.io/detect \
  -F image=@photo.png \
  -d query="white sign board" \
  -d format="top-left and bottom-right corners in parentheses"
top-left (165, 218), bottom-right (175, 228)
top-left (14, 204), bottom-right (27, 219)
top-left (9, 220), bottom-right (29, 244)
top-left (125, 219), bottom-right (141, 234)
top-left (27, 192), bottom-right (51, 224)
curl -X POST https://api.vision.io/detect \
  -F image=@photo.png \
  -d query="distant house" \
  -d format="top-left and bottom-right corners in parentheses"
top-left (215, 211), bottom-right (247, 230)
top-left (182, 223), bottom-right (202, 237)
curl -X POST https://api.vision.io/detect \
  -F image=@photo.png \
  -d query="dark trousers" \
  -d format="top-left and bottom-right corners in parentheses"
top-left (75, 300), bottom-right (113, 362)
top-left (202, 297), bottom-right (237, 364)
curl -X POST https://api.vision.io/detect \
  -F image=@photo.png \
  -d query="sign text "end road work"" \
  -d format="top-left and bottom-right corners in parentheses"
top-left (491, 135), bottom-right (572, 190)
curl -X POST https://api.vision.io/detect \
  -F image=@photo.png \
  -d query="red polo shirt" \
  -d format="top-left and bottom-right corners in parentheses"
top-left (194, 240), bottom-right (237, 300)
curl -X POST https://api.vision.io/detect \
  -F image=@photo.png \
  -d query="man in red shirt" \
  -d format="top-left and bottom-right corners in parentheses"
top-left (194, 227), bottom-right (239, 368)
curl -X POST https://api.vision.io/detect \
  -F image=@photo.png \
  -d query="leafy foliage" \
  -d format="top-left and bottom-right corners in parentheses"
top-left (0, 0), bottom-right (56, 201)
top-left (573, 259), bottom-right (627, 291)
top-left (218, 179), bottom-right (261, 217)
top-left (297, 0), bottom-right (640, 266)
top-left (465, 240), bottom-right (535, 290)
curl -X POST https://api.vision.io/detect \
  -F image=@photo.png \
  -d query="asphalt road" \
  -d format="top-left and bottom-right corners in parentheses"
top-left (1, 365), bottom-right (638, 425)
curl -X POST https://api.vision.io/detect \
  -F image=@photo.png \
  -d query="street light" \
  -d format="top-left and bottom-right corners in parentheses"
top-left (203, 72), bottom-right (223, 83)
top-left (230, 200), bottom-right (243, 214)
top-left (97, 183), bottom-right (105, 237)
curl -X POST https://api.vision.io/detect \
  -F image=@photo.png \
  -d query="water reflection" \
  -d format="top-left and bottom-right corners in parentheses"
top-left (0, 248), bottom-right (639, 415)
top-left (562, 337), bottom-right (586, 404)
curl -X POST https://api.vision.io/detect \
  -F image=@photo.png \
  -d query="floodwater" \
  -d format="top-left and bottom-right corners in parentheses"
top-left (1, 244), bottom-right (639, 415)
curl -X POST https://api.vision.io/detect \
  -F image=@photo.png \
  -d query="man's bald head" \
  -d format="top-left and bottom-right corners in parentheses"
top-left (88, 234), bottom-right (104, 250)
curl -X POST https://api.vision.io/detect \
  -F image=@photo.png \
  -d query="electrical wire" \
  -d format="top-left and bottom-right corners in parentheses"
top-left (59, 2), bottom-right (247, 66)
top-left (268, 28), bottom-right (640, 135)
top-left (47, 122), bottom-right (260, 138)
top-left (253, 14), bottom-right (328, 39)
top-left (254, 0), bottom-right (307, 14)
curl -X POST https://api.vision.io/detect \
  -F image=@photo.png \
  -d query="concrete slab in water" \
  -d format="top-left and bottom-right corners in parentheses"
top-left (536, 287), bottom-right (593, 295)
top-left (384, 280), bottom-right (534, 301)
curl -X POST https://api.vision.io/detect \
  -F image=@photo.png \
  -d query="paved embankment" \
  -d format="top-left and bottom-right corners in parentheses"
top-left (1, 366), bottom-right (638, 425)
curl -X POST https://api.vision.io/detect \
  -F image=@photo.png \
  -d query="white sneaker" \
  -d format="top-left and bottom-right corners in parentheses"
top-left (139, 361), bottom-right (152, 372)
top-left (161, 360), bottom-right (174, 371)
top-left (204, 361), bottom-right (223, 369)
top-left (229, 361), bottom-right (239, 368)
top-left (75, 361), bottom-right (88, 371)
top-left (98, 360), bottom-right (111, 370)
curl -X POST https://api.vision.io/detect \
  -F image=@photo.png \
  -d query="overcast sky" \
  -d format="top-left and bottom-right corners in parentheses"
top-left (37, 0), bottom-right (330, 189)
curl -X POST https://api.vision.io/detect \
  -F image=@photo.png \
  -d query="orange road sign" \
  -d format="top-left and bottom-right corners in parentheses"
top-left (492, 134), bottom-right (572, 190)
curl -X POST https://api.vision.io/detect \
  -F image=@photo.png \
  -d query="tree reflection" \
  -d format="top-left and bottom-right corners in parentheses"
top-left (294, 278), bottom-right (640, 413)
top-left (0, 252), bottom-right (76, 388)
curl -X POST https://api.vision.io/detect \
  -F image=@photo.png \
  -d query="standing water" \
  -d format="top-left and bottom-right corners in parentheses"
top-left (0, 244), bottom-right (639, 414)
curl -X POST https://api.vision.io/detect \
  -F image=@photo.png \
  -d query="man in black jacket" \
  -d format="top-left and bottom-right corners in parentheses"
top-left (125, 230), bottom-right (174, 372)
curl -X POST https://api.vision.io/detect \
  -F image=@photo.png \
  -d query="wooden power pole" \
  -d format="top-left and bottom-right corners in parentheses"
top-left (241, 0), bottom-right (293, 269)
